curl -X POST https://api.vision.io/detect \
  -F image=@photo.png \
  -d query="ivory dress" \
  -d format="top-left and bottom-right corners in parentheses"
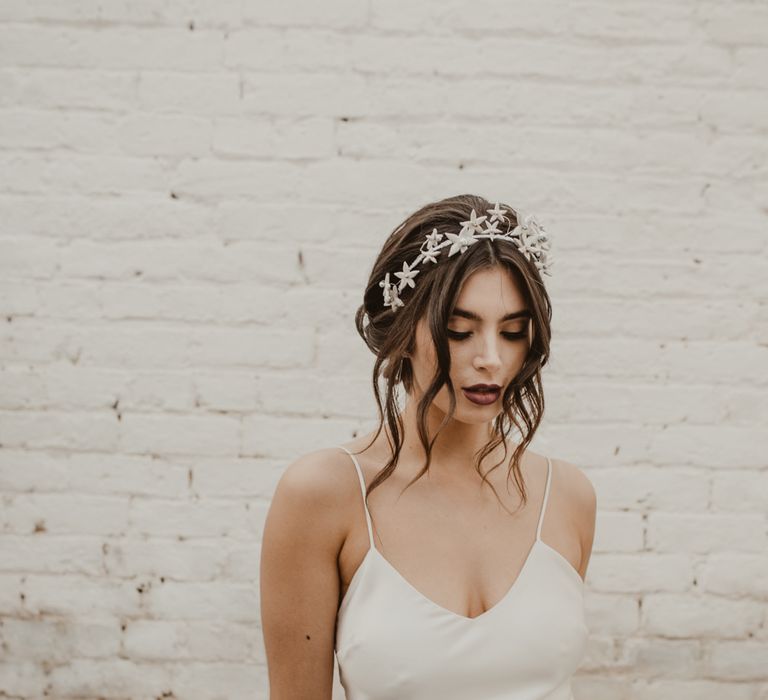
top-left (334, 446), bottom-right (588, 700)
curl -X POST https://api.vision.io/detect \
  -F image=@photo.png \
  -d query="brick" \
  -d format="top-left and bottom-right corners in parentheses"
top-left (700, 553), bottom-right (768, 599)
top-left (0, 617), bottom-right (120, 660)
top-left (586, 592), bottom-right (640, 636)
top-left (213, 116), bottom-right (334, 159)
top-left (119, 412), bottom-right (241, 457)
top-left (712, 469), bottom-right (768, 511)
top-left (586, 553), bottom-right (694, 592)
top-left (0, 25), bottom-right (224, 70)
top-left (0, 2), bottom-right (766, 694)
top-left (643, 593), bottom-right (764, 637)
top-left (648, 513), bottom-right (768, 553)
top-left (2, 493), bottom-right (129, 536)
top-left (582, 466), bottom-right (709, 511)
top-left (122, 619), bottom-right (256, 660)
top-left (101, 536), bottom-right (229, 580)
top-left (0, 68), bottom-right (135, 110)
top-left (0, 193), bottom-right (215, 240)
top-left (127, 496), bottom-right (251, 538)
top-left (0, 535), bottom-right (103, 574)
top-left (0, 409), bottom-right (119, 450)
top-left (620, 638), bottom-right (704, 677)
top-left (708, 641), bottom-right (768, 681)
top-left (0, 450), bottom-right (189, 497)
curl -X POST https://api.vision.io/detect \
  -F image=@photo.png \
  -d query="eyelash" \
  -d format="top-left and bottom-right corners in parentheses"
top-left (447, 330), bottom-right (528, 341)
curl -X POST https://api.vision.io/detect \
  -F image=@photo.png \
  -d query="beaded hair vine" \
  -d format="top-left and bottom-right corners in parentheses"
top-left (378, 202), bottom-right (553, 312)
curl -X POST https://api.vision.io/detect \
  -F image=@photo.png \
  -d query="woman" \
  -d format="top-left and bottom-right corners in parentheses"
top-left (260, 194), bottom-right (597, 699)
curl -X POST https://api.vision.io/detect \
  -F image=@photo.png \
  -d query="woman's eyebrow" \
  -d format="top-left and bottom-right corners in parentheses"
top-left (450, 307), bottom-right (532, 321)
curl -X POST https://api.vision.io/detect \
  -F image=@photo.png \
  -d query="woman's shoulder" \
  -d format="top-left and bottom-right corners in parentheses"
top-left (275, 445), bottom-right (362, 507)
top-left (547, 454), bottom-right (597, 564)
top-left (265, 446), bottom-right (367, 562)
top-left (275, 445), bottom-right (368, 529)
top-left (516, 448), bottom-right (594, 497)
top-left (549, 455), bottom-right (596, 511)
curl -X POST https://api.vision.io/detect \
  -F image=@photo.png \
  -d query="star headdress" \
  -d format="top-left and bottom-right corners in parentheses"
top-left (380, 202), bottom-right (553, 312)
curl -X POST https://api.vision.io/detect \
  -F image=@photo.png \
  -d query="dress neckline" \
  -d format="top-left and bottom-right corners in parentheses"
top-left (339, 536), bottom-right (583, 623)
top-left (336, 447), bottom-right (584, 623)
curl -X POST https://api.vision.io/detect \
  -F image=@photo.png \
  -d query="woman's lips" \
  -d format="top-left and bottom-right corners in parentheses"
top-left (462, 387), bottom-right (501, 405)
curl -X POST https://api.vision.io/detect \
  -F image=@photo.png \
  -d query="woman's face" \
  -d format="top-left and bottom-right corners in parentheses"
top-left (408, 265), bottom-right (532, 422)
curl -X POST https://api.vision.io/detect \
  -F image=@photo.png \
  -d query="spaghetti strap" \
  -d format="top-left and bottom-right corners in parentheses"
top-left (536, 457), bottom-right (553, 541)
top-left (334, 447), bottom-right (589, 699)
top-left (337, 445), bottom-right (375, 549)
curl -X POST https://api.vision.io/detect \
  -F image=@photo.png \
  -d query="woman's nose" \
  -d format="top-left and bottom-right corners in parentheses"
top-left (473, 333), bottom-right (503, 369)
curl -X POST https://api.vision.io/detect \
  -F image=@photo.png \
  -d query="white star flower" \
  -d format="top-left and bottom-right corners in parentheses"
top-left (515, 239), bottom-right (532, 261)
top-left (421, 228), bottom-right (444, 263)
top-left (518, 230), bottom-right (541, 259)
top-left (446, 227), bottom-right (478, 256)
top-left (460, 209), bottom-right (487, 233)
top-left (483, 219), bottom-right (501, 240)
top-left (509, 223), bottom-right (524, 239)
top-left (394, 260), bottom-right (420, 291)
top-left (425, 228), bottom-right (443, 247)
top-left (389, 284), bottom-right (404, 309)
top-left (486, 203), bottom-right (507, 223)
top-left (518, 211), bottom-right (545, 235)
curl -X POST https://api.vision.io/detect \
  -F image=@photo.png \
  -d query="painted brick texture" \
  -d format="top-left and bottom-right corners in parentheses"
top-left (1, 1), bottom-right (767, 699)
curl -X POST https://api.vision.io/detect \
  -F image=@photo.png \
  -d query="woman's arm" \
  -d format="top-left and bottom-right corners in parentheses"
top-left (260, 450), bottom-right (350, 700)
top-left (560, 459), bottom-right (597, 581)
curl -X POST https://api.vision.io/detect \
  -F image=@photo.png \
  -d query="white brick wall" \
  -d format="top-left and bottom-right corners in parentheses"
top-left (0, 1), bottom-right (766, 698)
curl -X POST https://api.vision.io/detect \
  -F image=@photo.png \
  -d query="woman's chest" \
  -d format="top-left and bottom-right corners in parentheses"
top-left (337, 471), bottom-right (580, 617)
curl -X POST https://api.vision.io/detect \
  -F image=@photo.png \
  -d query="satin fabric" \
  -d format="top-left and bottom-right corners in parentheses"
top-left (334, 447), bottom-right (588, 700)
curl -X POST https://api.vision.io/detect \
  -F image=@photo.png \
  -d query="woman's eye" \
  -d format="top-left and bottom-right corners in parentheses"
top-left (447, 329), bottom-right (527, 341)
top-left (447, 330), bottom-right (471, 340)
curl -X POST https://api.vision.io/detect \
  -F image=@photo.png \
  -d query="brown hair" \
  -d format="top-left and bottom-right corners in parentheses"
top-left (352, 194), bottom-right (552, 513)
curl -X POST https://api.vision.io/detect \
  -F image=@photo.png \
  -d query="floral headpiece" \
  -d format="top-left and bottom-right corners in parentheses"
top-left (379, 202), bottom-right (553, 312)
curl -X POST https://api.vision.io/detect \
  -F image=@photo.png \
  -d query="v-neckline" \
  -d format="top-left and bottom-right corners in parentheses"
top-left (369, 537), bottom-right (544, 623)
top-left (335, 447), bottom-right (584, 623)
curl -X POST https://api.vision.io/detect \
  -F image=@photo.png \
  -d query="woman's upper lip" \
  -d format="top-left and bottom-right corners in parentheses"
top-left (463, 383), bottom-right (501, 391)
